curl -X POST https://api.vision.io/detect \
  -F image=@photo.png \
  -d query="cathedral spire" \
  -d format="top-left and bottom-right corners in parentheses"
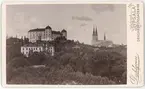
top-left (92, 25), bottom-right (98, 45)
top-left (93, 25), bottom-right (95, 35)
top-left (96, 26), bottom-right (98, 36)
top-left (104, 33), bottom-right (106, 40)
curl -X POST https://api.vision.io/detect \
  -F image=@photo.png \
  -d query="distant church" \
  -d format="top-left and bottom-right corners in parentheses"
top-left (92, 26), bottom-right (113, 47)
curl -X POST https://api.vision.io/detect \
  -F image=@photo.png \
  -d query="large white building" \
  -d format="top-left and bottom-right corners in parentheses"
top-left (21, 43), bottom-right (54, 57)
top-left (28, 25), bottom-right (67, 43)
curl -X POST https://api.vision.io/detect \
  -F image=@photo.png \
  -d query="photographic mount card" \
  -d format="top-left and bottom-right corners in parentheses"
top-left (1, 0), bottom-right (144, 88)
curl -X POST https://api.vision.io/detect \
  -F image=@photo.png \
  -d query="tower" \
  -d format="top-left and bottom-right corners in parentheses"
top-left (45, 25), bottom-right (52, 41)
top-left (95, 26), bottom-right (98, 40)
top-left (104, 33), bottom-right (106, 40)
top-left (92, 26), bottom-right (98, 45)
top-left (61, 29), bottom-right (67, 38)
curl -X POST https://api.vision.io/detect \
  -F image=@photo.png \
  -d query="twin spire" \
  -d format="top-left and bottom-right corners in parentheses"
top-left (93, 26), bottom-right (98, 36)
top-left (93, 25), bottom-right (106, 40)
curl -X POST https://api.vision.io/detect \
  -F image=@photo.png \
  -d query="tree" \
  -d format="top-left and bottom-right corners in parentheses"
top-left (6, 37), bottom-right (23, 64)
top-left (8, 56), bottom-right (30, 68)
top-left (28, 52), bottom-right (46, 65)
top-left (55, 36), bottom-right (66, 42)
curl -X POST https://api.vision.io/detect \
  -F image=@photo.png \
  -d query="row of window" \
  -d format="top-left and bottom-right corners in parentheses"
top-left (22, 52), bottom-right (29, 55)
top-left (29, 32), bottom-right (51, 38)
top-left (29, 35), bottom-right (52, 39)
top-left (22, 49), bottom-right (54, 55)
top-left (22, 47), bottom-right (54, 51)
top-left (49, 47), bottom-right (54, 50)
top-left (49, 49), bottom-right (53, 53)
top-left (22, 47), bottom-right (42, 51)
top-left (22, 51), bottom-right (54, 57)
top-left (22, 49), bottom-right (54, 54)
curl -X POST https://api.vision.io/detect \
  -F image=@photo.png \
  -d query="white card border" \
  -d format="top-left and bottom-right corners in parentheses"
top-left (1, 0), bottom-right (144, 88)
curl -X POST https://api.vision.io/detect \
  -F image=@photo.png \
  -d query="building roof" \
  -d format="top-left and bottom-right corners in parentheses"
top-left (61, 29), bottom-right (67, 32)
top-left (52, 31), bottom-right (61, 34)
top-left (45, 25), bottom-right (52, 29)
top-left (28, 28), bottom-right (45, 32)
top-left (28, 25), bottom-right (52, 32)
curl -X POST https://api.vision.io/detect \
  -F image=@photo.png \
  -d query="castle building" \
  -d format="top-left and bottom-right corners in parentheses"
top-left (28, 25), bottom-right (67, 43)
top-left (92, 26), bottom-right (113, 47)
top-left (21, 43), bottom-right (54, 57)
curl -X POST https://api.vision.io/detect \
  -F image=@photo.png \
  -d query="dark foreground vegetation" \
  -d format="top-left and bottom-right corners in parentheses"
top-left (6, 37), bottom-right (127, 84)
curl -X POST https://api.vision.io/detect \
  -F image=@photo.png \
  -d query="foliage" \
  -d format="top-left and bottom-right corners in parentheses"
top-left (6, 37), bottom-right (24, 64)
top-left (28, 52), bottom-right (46, 65)
top-left (7, 66), bottom-right (115, 85)
top-left (6, 39), bottom-right (127, 84)
top-left (8, 56), bottom-right (30, 68)
top-left (6, 56), bottom-right (30, 82)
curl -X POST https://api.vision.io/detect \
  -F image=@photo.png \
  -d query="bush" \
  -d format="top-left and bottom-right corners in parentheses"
top-left (7, 66), bottom-right (115, 85)
top-left (28, 52), bottom-right (46, 65)
top-left (8, 56), bottom-right (30, 68)
top-left (7, 39), bottom-right (126, 84)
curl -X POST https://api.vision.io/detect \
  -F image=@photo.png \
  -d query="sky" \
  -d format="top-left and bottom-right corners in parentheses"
top-left (6, 4), bottom-right (126, 45)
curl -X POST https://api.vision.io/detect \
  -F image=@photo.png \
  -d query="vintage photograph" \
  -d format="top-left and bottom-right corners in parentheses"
top-left (5, 4), bottom-right (127, 85)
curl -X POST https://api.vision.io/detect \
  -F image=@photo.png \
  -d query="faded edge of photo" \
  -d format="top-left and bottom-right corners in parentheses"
top-left (1, 1), bottom-right (144, 88)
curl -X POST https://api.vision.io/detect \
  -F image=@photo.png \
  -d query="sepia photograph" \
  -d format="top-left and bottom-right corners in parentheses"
top-left (5, 3), bottom-right (128, 85)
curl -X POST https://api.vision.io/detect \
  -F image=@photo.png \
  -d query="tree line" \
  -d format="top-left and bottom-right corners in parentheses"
top-left (6, 37), bottom-right (127, 84)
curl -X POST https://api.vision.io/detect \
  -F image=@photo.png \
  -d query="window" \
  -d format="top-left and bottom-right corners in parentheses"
top-left (36, 48), bottom-right (37, 50)
top-left (26, 48), bottom-right (28, 50)
top-left (39, 48), bottom-right (41, 51)
top-left (23, 48), bottom-right (24, 50)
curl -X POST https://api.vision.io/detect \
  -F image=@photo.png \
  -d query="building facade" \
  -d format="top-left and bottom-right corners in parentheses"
top-left (21, 43), bottom-right (54, 57)
top-left (28, 25), bottom-right (67, 43)
top-left (92, 26), bottom-right (113, 47)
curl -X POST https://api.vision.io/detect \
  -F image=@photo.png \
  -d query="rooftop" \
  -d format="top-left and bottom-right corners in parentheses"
top-left (28, 26), bottom-right (67, 34)
top-left (45, 25), bottom-right (52, 29)
top-left (61, 29), bottom-right (67, 32)
top-left (52, 31), bottom-right (61, 34)
top-left (28, 28), bottom-right (45, 32)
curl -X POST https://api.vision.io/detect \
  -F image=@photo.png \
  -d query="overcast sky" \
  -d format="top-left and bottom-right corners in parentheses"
top-left (6, 4), bottom-right (126, 45)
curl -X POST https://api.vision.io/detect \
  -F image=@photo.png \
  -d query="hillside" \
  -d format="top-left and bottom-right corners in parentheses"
top-left (6, 38), bottom-right (127, 84)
